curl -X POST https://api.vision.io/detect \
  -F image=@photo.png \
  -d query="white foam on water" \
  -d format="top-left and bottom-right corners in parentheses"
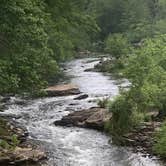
top-left (2, 57), bottom-right (163, 166)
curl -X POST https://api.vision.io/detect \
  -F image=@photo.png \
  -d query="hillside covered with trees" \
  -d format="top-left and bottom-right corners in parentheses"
top-left (0, 0), bottom-right (166, 165)
top-left (0, 0), bottom-right (98, 94)
top-left (93, 0), bottom-right (166, 158)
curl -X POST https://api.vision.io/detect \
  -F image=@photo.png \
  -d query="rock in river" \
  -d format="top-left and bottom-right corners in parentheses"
top-left (54, 107), bottom-right (112, 131)
top-left (74, 94), bottom-right (89, 100)
top-left (45, 84), bottom-right (81, 97)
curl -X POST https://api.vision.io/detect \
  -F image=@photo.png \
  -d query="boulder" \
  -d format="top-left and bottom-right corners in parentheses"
top-left (54, 107), bottom-right (112, 131)
top-left (85, 109), bottom-right (111, 130)
top-left (0, 147), bottom-right (46, 165)
top-left (45, 84), bottom-right (80, 97)
top-left (74, 94), bottom-right (88, 100)
top-left (84, 68), bottom-right (97, 72)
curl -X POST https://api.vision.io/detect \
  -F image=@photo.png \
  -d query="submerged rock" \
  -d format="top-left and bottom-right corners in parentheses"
top-left (0, 103), bottom-right (6, 112)
top-left (0, 96), bottom-right (11, 103)
top-left (54, 107), bottom-right (112, 130)
top-left (74, 94), bottom-right (89, 100)
top-left (45, 84), bottom-right (81, 96)
top-left (84, 68), bottom-right (97, 72)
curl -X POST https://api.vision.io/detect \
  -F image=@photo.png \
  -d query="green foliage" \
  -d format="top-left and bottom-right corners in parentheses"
top-left (0, 0), bottom-right (57, 94)
top-left (0, 119), bottom-right (20, 150)
top-left (109, 94), bottom-right (133, 135)
top-left (105, 34), bottom-right (131, 59)
top-left (11, 134), bottom-right (20, 148)
top-left (0, 139), bottom-right (10, 149)
top-left (107, 35), bottom-right (166, 140)
top-left (92, 0), bottom-right (166, 42)
top-left (153, 123), bottom-right (166, 157)
top-left (95, 59), bottom-right (124, 76)
top-left (0, 0), bottom-right (98, 94)
top-left (97, 98), bottom-right (109, 108)
top-left (124, 35), bottom-right (166, 113)
top-left (89, 0), bottom-right (126, 39)
top-left (0, 135), bottom-right (20, 150)
top-left (108, 93), bottom-right (144, 137)
top-left (106, 91), bottom-right (148, 144)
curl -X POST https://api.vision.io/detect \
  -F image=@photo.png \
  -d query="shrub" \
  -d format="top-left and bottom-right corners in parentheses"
top-left (107, 91), bottom-right (145, 140)
top-left (124, 35), bottom-right (166, 114)
top-left (107, 35), bottom-right (166, 143)
top-left (153, 123), bottom-right (166, 158)
top-left (105, 33), bottom-right (131, 59)
top-left (108, 94), bottom-right (133, 135)
top-left (97, 98), bottom-right (109, 108)
top-left (11, 134), bottom-right (20, 149)
top-left (0, 139), bottom-right (10, 149)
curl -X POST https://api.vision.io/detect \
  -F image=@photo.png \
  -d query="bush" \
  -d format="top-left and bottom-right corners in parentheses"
top-left (109, 95), bottom-right (132, 135)
top-left (108, 93), bottom-right (141, 136)
top-left (97, 98), bottom-right (109, 108)
top-left (0, 139), bottom-right (10, 149)
top-left (124, 35), bottom-right (166, 114)
top-left (11, 135), bottom-right (20, 149)
top-left (125, 23), bottom-right (153, 43)
top-left (105, 33), bottom-right (131, 59)
top-left (95, 59), bottom-right (125, 74)
top-left (153, 123), bottom-right (166, 158)
top-left (106, 35), bottom-right (166, 143)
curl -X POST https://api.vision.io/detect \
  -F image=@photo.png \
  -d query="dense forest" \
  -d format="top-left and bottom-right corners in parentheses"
top-left (0, 0), bottom-right (166, 94)
top-left (0, 0), bottom-right (166, 164)
top-left (0, 0), bottom-right (98, 94)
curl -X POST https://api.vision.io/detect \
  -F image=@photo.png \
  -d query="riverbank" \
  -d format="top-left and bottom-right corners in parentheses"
top-left (0, 57), bottom-right (162, 166)
top-left (0, 97), bottom-right (46, 165)
top-left (122, 121), bottom-right (162, 155)
top-left (89, 59), bottom-right (166, 162)
top-left (54, 105), bottom-right (164, 161)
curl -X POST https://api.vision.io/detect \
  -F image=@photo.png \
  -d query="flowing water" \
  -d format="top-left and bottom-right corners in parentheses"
top-left (2, 57), bottom-right (163, 166)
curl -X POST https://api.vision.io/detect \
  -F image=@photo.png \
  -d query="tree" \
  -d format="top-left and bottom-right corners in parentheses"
top-left (0, 0), bottom-right (98, 94)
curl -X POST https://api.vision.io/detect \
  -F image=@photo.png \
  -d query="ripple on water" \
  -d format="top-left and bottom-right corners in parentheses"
top-left (2, 57), bottom-right (163, 166)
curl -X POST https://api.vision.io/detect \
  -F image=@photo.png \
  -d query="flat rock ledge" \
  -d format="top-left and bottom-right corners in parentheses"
top-left (54, 107), bottom-right (112, 131)
top-left (45, 84), bottom-right (81, 97)
top-left (0, 147), bottom-right (46, 165)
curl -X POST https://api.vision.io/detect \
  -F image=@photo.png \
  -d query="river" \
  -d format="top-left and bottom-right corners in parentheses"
top-left (2, 57), bottom-right (162, 166)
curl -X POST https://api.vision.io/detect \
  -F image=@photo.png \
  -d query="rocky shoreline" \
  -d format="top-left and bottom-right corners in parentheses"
top-left (83, 59), bottom-right (164, 160)
top-left (122, 121), bottom-right (162, 156)
top-left (54, 105), bottom-right (164, 162)
top-left (0, 80), bottom-right (164, 165)
top-left (0, 117), bottom-right (46, 166)
top-left (0, 83), bottom-right (90, 166)
top-left (0, 83), bottom-right (85, 166)
top-left (0, 97), bottom-right (46, 166)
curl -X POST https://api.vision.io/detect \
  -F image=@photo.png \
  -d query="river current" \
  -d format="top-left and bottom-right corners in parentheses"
top-left (2, 57), bottom-right (162, 166)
